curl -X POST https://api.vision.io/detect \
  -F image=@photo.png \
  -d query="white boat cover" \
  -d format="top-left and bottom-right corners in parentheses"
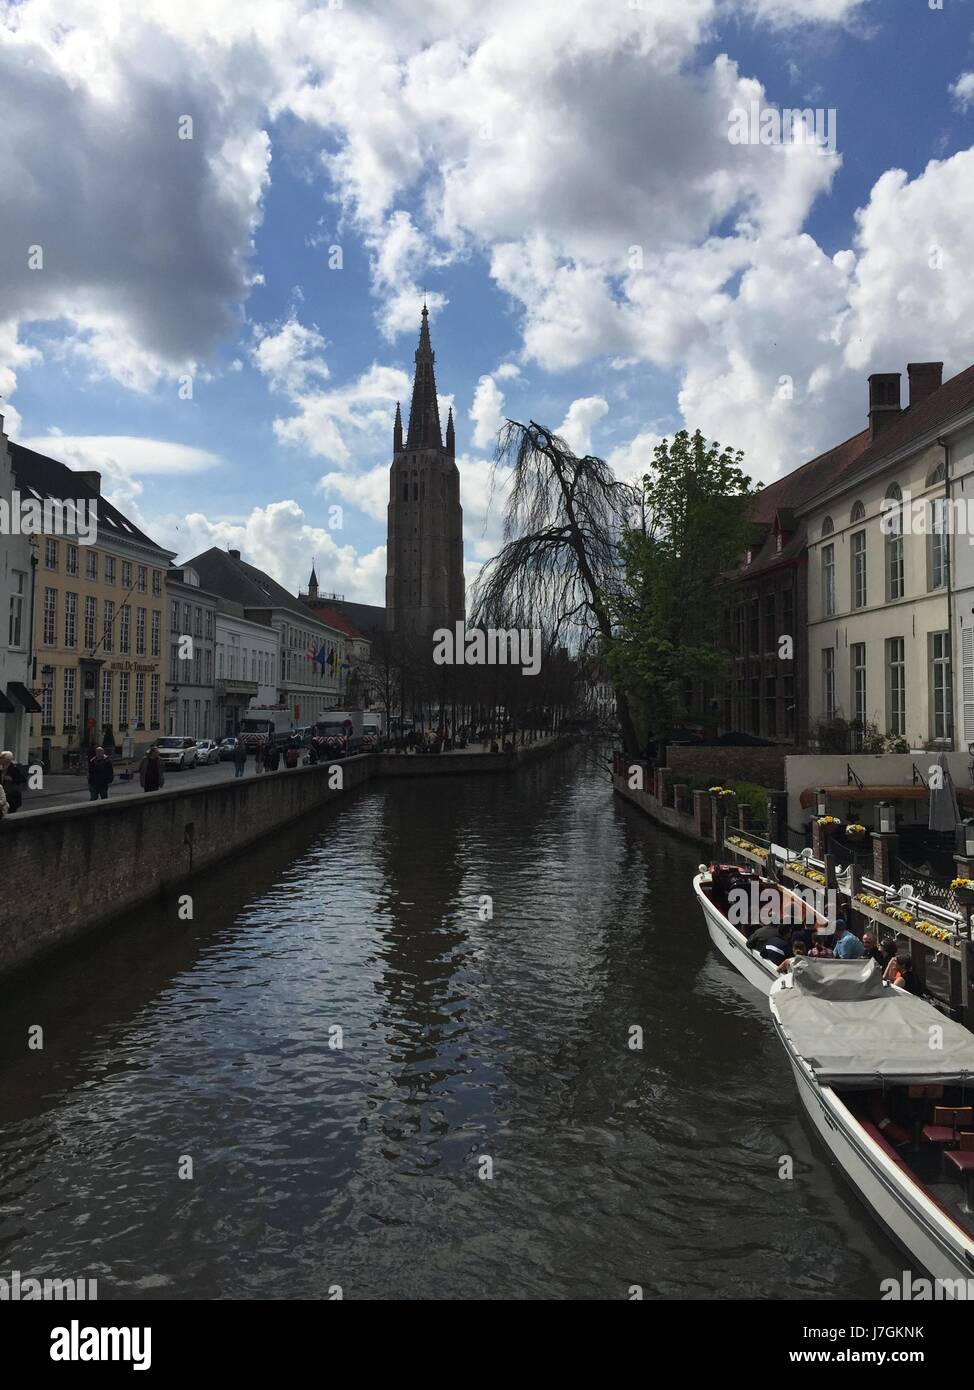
top-left (774, 958), bottom-right (974, 1087)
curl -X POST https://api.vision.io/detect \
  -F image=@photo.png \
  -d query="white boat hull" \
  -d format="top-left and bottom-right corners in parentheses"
top-left (770, 996), bottom-right (974, 1287)
top-left (693, 875), bottom-right (777, 995)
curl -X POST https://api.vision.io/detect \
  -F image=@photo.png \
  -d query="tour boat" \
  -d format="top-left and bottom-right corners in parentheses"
top-left (770, 958), bottom-right (974, 1286)
top-left (693, 860), bottom-right (829, 996)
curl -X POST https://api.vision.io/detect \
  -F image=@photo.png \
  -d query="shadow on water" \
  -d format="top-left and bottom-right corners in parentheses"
top-left (0, 744), bottom-right (900, 1299)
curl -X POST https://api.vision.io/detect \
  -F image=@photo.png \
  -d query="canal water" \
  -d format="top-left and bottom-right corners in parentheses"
top-left (0, 744), bottom-right (897, 1299)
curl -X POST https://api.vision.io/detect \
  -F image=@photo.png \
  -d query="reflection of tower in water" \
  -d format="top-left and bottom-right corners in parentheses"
top-left (368, 782), bottom-right (473, 1152)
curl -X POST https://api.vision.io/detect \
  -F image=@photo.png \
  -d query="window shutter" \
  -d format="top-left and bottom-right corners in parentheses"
top-left (963, 627), bottom-right (974, 743)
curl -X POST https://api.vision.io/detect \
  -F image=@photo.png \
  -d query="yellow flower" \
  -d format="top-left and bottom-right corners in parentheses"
top-left (952, 878), bottom-right (974, 891)
top-left (846, 823), bottom-right (866, 835)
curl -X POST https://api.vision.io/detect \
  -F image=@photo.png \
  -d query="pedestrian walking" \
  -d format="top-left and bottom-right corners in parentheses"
top-left (253, 740), bottom-right (264, 774)
top-left (87, 746), bottom-right (114, 801)
top-left (139, 745), bottom-right (165, 793)
top-left (0, 779), bottom-right (8, 818)
top-left (0, 750), bottom-right (25, 812)
top-left (232, 738), bottom-right (248, 779)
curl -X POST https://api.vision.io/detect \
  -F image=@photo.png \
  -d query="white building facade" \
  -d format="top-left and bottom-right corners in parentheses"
top-left (165, 567), bottom-right (219, 739)
top-left (803, 364), bottom-right (974, 753)
top-left (0, 410), bottom-right (34, 762)
top-left (214, 603), bottom-right (279, 736)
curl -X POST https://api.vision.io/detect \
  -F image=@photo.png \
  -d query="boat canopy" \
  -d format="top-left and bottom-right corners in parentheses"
top-left (774, 959), bottom-right (974, 1088)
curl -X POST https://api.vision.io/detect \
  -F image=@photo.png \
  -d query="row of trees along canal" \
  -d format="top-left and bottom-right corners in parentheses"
top-left (359, 419), bottom-right (757, 755)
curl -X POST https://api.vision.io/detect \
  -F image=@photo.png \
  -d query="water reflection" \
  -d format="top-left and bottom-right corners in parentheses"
top-left (0, 747), bottom-right (899, 1299)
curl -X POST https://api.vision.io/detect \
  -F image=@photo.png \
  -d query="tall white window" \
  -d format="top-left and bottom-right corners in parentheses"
top-left (886, 485), bottom-right (904, 600)
top-left (135, 673), bottom-right (145, 726)
top-left (8, 571), bottom-right (25, 648)
top-left (43, 587), bottom-right (57, 644)
top-left (64, 592), bottom-right (77, 648)
top-left (119, 605), bottom-right (130, 654)
top-left (931, 631), bottom-right (953, 741)
top-left (887, 637), bottom-right (906, 736)
top-left (136, 607), bottom-right (146, 656)
top-left (930, 498), bottom-right (948, 590)
top-left (822, 543), bottom-right (835, 617)
top-left (63, 669), bottom-right (76, 727)
top-left (101, 671), bottom-right (113, 728)
top-left (851, 643), bottom-right (866, 741)
top-left (150, 674), bottom-right (159, 726)
top-left (151, 610), bottom-right (160, 657)
top-left (823, 647), bottom-right (836, 721)
top-left (118, 671), bottom-right (130, 726)
top-left (41, 669), bottom-right (54, 727)
top-left (83, 595), bottom-right (96, 650)
top-left (851, 531), bottom-right (866, 609)
top-left (103, 599), bottom-right (114, 652)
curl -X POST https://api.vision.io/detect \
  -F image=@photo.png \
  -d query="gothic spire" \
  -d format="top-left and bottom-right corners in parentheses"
top-left (406, 304), bottom-right (442, 449)
top-left (445, 405), bottom-right (455, 457)
top-left (393, 400), bottom-right (403, 453)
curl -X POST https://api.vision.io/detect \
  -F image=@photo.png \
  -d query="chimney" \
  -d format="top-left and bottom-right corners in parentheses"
top-left (868, 373), bottom-right (901, 441)
top-left (77, 469), bottom-right (101, 494)
top-left (228, 548), bottom-right (241, 560)
top-left (907, 361), bottom-right (943, 409)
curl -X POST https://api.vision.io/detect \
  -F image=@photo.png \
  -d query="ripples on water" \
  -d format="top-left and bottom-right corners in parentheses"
top-left (0, 745), bottom-right (897, 1298)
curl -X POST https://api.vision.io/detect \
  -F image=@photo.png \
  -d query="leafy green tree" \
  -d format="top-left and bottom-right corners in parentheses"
top-left (608, 430), bottom-right (757, 742)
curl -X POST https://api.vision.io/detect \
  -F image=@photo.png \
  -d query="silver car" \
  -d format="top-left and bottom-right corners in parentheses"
top-left (194, 739), bottom-right (221, 766)
top-left (156, 736), bottom-right (198, 770)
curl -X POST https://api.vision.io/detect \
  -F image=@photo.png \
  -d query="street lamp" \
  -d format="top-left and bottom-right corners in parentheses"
top-left (956, 819), bottom-right (974, 860)
top-left (816, 788), bottom-right (828, 818)
top-left (878, 801), bottom-right (896, 835)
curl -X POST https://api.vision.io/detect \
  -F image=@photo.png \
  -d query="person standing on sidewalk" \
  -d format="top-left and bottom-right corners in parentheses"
top-left (139, 746), bottom-right (165, 793)
top-left (87, 746), bottom-right (115, 801)
top-left (233, 738), bottom-right (248, 778)
top-left (0, 751), bottom-right (24, 813)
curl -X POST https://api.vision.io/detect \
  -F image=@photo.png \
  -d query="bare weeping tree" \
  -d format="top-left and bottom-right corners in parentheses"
top-left (471, 418), bottom-right (641, 753)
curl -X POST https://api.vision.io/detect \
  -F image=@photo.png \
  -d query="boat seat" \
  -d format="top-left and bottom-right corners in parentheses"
top-left (944, 1142), bottom-right (974, 1212)
top-left (922, 1106), bottom-right (974, 1147)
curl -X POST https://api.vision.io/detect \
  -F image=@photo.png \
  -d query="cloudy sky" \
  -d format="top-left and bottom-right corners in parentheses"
top-left (2, 0), bottom-right (974, 603)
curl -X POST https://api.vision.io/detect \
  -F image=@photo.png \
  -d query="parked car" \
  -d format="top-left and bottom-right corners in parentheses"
top-left (156, 736), bottom-right (198, 770)
top-left (195, 739), bottom-right (221, 765)
top-left (218, 737), bottom-right (239, 761)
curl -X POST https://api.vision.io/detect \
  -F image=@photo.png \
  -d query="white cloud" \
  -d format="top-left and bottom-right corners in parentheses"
top-left (20, 436), bottom-right (223, 475)
top-left (951, 72), bottom-right (974, 111)
top-left (557, 397), bottom-right (609, 456)
top-left (469, 373), bottom-right (506, 449)
top-left (161, 499), bottom-right (388, 604)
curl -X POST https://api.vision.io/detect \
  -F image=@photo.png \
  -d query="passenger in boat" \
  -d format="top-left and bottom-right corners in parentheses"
top-left (888, 950), bottom-right (920, 994)
top-left (862, 931), bottom-right (883, 965)
top-left (777, 939), bottom-right (808, 973)
top-left (758, 923), bottom-right (793, 965)
top-left (746, 920), bottom-right (781, 952)
top-left (833, 919), bottom-right (865, 960)
top-left (808, 936), bottom-right (834, 958)
top-left (880, 939), bottom-right (900, 982)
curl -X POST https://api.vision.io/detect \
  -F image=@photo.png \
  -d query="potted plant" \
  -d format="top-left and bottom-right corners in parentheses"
top-left (845, 822), bottom-right (866, 842)
top-left (952, 877), bottom-right (974, 907)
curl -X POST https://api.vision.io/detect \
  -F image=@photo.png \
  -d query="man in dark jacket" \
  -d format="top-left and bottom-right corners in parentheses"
top-left (232, 739), bottom-right (248, 778)
top-left (87, 746), bottom-right (115, 801)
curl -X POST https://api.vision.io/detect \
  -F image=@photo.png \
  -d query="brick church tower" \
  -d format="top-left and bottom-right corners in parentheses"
top-left (385, 305), bottom-right (465, 634)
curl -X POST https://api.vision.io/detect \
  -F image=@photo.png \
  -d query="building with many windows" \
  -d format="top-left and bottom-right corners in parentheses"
top-left (213, 601), bottom-right (279, 736)
top-left (711, 429), bottom-right (869, 746)
top-left (183, 548), bottom-right (349, 726)
top-left (164, 566), bottom-right (218, 740)
top-left (10, 443), bottom-right (173, 769)
top-left (802, 363), bottom-right (972, 751)
top-left (0, 409), bottom-right (37, 762)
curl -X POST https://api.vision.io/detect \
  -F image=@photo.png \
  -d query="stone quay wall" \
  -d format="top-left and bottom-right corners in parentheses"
top-left (0, 736), bottom-right (574, 979)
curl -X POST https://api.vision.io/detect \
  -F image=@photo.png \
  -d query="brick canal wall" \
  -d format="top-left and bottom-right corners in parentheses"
top-left (0, 736), bottom-right (574, 978)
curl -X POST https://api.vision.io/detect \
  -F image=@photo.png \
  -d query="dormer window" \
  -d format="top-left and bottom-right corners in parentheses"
top-left (821, 516), bottom-right (834, 538)
top-left (745, 548), bottom-right (753, 566)
top-left (775, 531), bottom-right (782, 553)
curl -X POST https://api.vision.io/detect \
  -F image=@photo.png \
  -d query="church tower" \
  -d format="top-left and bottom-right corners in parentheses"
top-left (385, 305), bottom-right (465, 634)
